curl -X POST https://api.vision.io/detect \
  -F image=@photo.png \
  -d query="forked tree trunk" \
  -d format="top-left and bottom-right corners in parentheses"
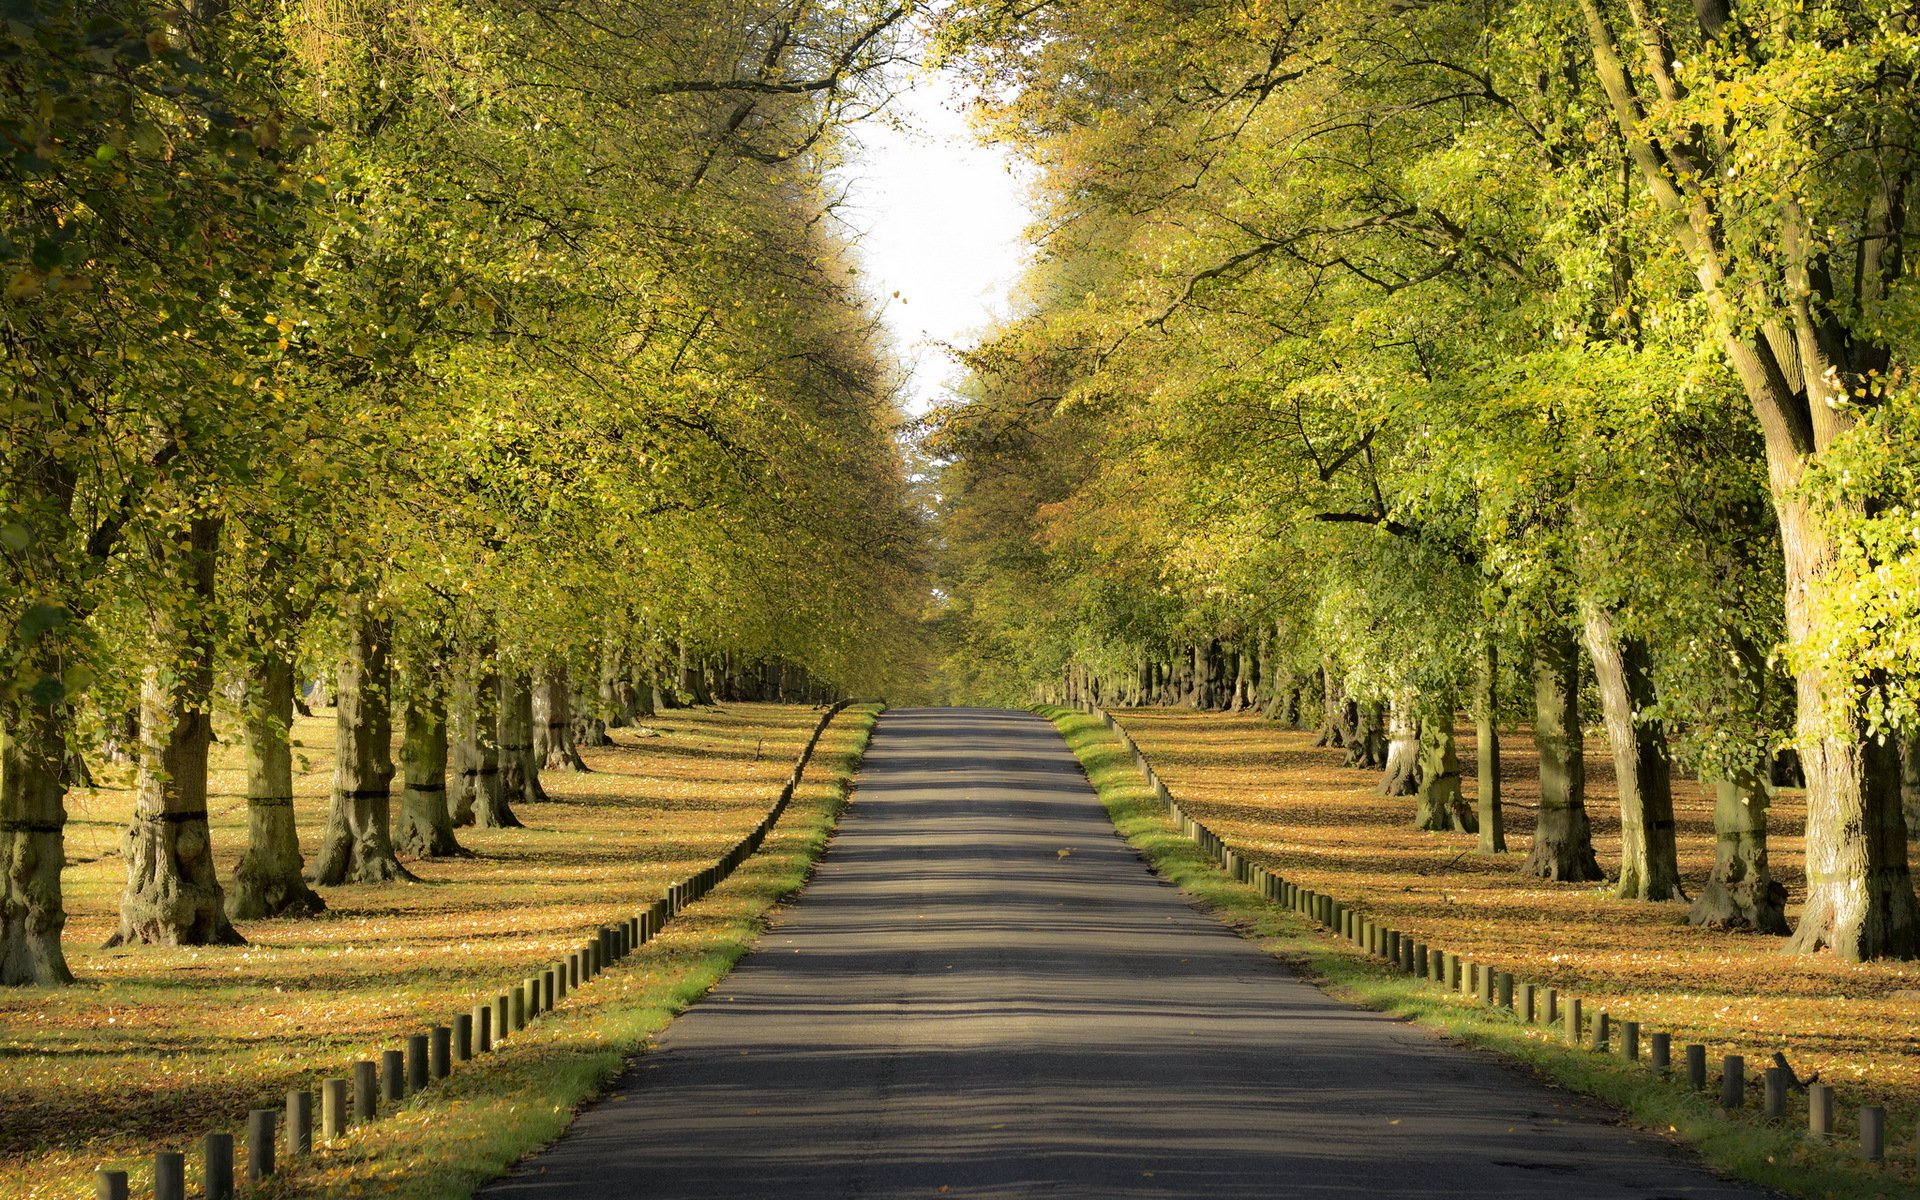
top-left (1581, 605), bottom-right (1685, 901)
top-left (533, 668), bottom-right (589, 770)
top-left (0, 672), bottom-right (75, 985)
top-left (227, 651), bottom-right (324, 919)
top-left (1413, 699), bottom-right (1476, 833)
top-left (499, 671), bottom-right (546, 807)
top-left (1689, 762), bottom-right (1790, 933)
top-left (108, 517), bottom-right (244, 947)
top-left (1474, 642), bottom-right (1507, 853)
top-left (311, 604), bottom-right (414, 885)
top-left (397, 676), bottom-right (465, 858)
top-left (1522, 629), bottom-right (1604, 882)
top-left (1379, 694), bottom-right (1421, 797)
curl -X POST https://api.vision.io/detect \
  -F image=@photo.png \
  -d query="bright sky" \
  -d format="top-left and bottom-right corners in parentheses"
top-left (836, 67), bottom-right (1036, 418)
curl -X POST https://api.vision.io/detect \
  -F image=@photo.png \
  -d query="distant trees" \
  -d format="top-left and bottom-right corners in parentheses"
top-left (930, 0), bottom-right (1920, 959)
top-left (0, 0), bottom-right (924, 984)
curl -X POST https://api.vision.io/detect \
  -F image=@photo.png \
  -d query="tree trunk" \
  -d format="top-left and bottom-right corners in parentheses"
top-left (1379, 693), bottom-right (1421, 796)
top-left (453, 655), bottom-right (517, 829)
top-left (108, 516), bottom-right (244, 946)
top-left (1522, 629), bottom-right (1604, 882)
top-left (1413, 698), bottom-right (1476, 833)
top-left (1689, 762), bottom-right (1790, 933)
top-left (1904, 730), bottom-right (1920, 841)
top-left (1578, 0), bottom-right (1917, 958)
top-left (1346, 700), bottom-right (1386, 769)
top-left (1581, 604), bottom-right (1685, 901)
top-left (227, 651), bottom-right (324, 919)
top-left (1315, 658), bottom-right (1343, 746)
top-left (0, 672), bottom-right (75, 985)
top-left (499, 671), bottom-right (546, 807)
top-left (1474, 641), bottom-right (1507, 853)
top-left (311, 603), bottom-right (414, 885)
top-left (533, 667), bottom-right (589, 770)
top-left (397, 674), bottom-right (465, 858)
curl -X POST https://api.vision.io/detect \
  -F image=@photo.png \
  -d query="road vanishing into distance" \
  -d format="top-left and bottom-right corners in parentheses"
top-left (482, 707), bottom-right (1768, 1199)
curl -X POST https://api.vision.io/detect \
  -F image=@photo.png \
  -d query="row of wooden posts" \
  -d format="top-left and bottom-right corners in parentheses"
top-left (92, 700), bottom-right (861, 1200)
top-left (1082, 703), bottom-right (1918, 1172)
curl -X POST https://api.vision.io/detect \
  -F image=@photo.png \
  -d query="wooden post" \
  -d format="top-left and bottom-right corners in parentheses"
top-left (1651, 1032), bottom-right (1670, 1077)
top-left (382, 1048), bottom-right (405, 1102)
top-left (544, 968), bottom-right (556, 1010)
top-left (1546, 988), bottom-right (1559, 1025)
top-left (353, 1061), bottom-right (378, 1121)
top-left (1685, 1044), bottom-right (1707, 1090)
top-left (285, 1090), bottom-right (312, 1157)
top-left (431, 1025), bottom-right (451, 1079)
top-left (153, 1152), bottom-right (185, 1200)
top-left (1621, 1020), bottom-right (1639, 1062)
top-left (510, 986), bottom-right (526, 1032)
top-left (1593, 1011), bottom-right (1610, 1053)
top-left (1860, 1106), bottom-right (1885, 1161)
top-left (93, 1169), bottom-right (128, 1200)
top-left (1809, 1081), bottom-right (1833, 1138)
top-left (407, 1032), bottom-right (429, 1091)
top-left (246, 1109), bottom-right (275, 1182)
top-left (1519, 983), bottom-right (1536, 1023)
top-left (1764, 1066), bottom-right (1786, 1119)
top-left (322, 1079), bottom-right (349, 1139)
top-left (1721, 1055), bottom-right (1745, 1109)
top-left (494, 994), bottom-right (509, 1041)
top-left (204, 1132), bottom-right (234, 1200)
top-left (1565, 998), bottom-right (1582, 1045)
top-left (474, 1004), bottom-right (492, 1053)
top-left (454, 1013), bottom-right (473, 1061)
top-left (555, 960), bottom-right (568, 1001)
top-left (1497, 972), bottom-right (1513, 1009)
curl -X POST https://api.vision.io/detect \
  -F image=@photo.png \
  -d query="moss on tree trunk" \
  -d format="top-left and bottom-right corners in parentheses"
top-left (227, 651), bottom-right (324, 920)
top-left (311, 603), bottom-right (415, 885)
top-left (397, 678), bottom-right (466, 858)
top-left (0, 679), bottom-right (75, 985)
top-left (1581, 605), bottom-right (1685, 901)
top-left (1413, 697), bottom-right (1476, 833)
top-left (498, 671), bottom-right (547, 807)
top-left (1522, 629), bottom-right (1604, 882)
top-left (1379, 693), bottom-right (1421, 797)
top-left (1474, 641), bottom-right (1507, 853)
top-left (109, 517), bottom-right (244, 946)
top-left (533, 668), bottom-right (589, 770)
top-left (1689, 764), bottom-right (1789, 933)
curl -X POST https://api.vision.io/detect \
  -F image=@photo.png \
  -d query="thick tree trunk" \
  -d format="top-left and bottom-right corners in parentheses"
top-left (677, 641), bottom-right (712, 707)
top-left (1522, 630), bottom-right (1604, 882)
top-left (498, 671), bottom-right (546, 807)
top-left (311, 604), bottom-right (414, 885)
top-left (1413, 699), bottom-right (1476, 833)
top-left (1904, 730), bottom-right (1920, 841)
top-left (397, 675), bottom-right (465, 858)
top-left (1474, 641), bottom-right (1507, 853)
top-left (1346, 700), bottom-right (1386, 769)
top-left (1689, 762), bottom-right (1790, 933)
top-left (108, 517), bottom-right (243, 946)
top-left (1581, 605), bottom-right (1685, 901)
top-left (453, 656), bottom-right (518, 828)
top-left (0, 680), bottom-right (75, 985)
top-left (227, 651), bottom-right (324, 919)
top-left (533, 668), bottom-right (588, 770)
top-left (1379, 693), bottom-right (1421, 797)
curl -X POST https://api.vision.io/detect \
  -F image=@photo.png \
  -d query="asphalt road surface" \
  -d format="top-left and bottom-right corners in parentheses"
top-left (481, 706), bottom-right (1768, 1199)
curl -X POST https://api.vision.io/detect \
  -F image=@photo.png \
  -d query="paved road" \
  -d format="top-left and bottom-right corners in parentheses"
top-left (482, 707), bottom-right (1766, 1199)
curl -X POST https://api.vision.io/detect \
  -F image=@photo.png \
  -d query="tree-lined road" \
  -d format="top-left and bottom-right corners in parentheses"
top-left (484, 708), bottom-right (1764, 1198)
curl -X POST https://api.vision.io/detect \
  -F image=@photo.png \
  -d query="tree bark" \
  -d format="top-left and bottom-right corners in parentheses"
top-left (1578, 0), bottom-right (1917, 958)
top-left (498, 671), bottom-right (546, 807)
top-left (1474, 640), bottom-right (1507, 853)
top-left (227, 651), bottom-right (324, 919)
top-left (1580, 604), bottom-right (1685, 901)
top-left (1689, 762), bottom-right (1790, 933)
top-left (0, 673), bottom-right (75, 984)
top-left (1522, 629), bottom-right (1604, 882)
top-left (1904, 730), bottom-right (1920, 841)
top-left (1345, 700), bottom-right (1386, 769)
top-left (1380, 693), bottom-right (1421, 796)
top-left (397, 670), bottom-right (465, 858)
top-left (452, 654), bottom-right (518, 828)
top-left (533, 667), bottom-right (589, 770)
top-left (108, 516), bottom-right (244, 946)
top-left (311, 602), bottom-right (414, 885)
top-left (1413, 699), bottom-right (1476, 833)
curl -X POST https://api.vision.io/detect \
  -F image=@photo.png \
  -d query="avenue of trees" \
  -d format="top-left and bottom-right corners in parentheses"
top-left (927, 0), bottom-right (1920, 960)
top-left (0, 0), bottom-right (924, 985)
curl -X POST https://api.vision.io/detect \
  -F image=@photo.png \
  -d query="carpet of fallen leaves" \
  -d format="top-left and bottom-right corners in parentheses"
top-left (1115, 709), bottom-right (1920, 1115)
top-left (0, 703), bottom-right (829, 1198)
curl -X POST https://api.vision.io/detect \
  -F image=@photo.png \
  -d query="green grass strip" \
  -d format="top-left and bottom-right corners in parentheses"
top-left (1039, 704), bottom-right (1916, 1200)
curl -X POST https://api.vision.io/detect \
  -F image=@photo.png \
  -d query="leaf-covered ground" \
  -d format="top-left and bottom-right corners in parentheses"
top-left (1112, 709), bottom-right (1920, 1122)
top-left (0, 702), bottom-right (869, 1199)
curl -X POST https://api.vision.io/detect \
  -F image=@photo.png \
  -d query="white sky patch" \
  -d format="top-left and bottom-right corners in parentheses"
top-left (836, 67), bottom-right (1035, 418)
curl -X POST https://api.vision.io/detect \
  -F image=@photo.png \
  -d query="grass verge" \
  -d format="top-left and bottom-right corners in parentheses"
top-left (1040, 704), bottom-right (1918, 1200)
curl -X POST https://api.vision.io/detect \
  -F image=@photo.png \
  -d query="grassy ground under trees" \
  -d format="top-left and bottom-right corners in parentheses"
top-left (0, 701), bottom-right (878, 1199)
top-left (1045, 707), bottom-right (1920, 1200)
